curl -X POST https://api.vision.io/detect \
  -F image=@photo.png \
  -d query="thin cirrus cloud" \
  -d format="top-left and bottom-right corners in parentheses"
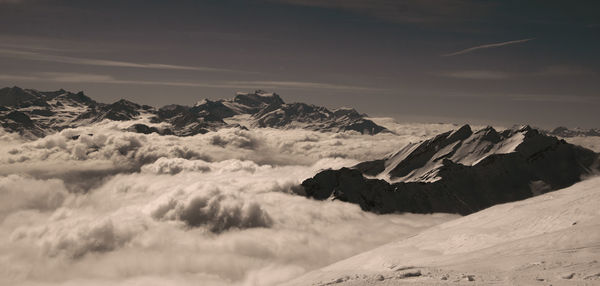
top-left (0, 48), bottom-right (244, 73)
top-left (436, 65), bottom-right (594, 80)
top-left (0, 72), bottom-right (383, 91)
top-left (442, 38), bottom-right (535, 57)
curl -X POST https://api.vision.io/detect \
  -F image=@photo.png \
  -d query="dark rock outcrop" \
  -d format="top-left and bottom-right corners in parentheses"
top-left (127, 124), bottom-right (160, 134)
top-left (0, 86), bottom-right (50, 108)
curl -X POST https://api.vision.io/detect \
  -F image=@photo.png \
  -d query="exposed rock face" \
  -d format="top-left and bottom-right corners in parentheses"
top-left (230, 90), bottom-right (285, 113)
top-left (154, 104), bottom-right (227, 136)
top-left (1, 87), bottom-right (387, 138)
top-left (300, 125), bottom-right (599, 215)
top-left (545, 126), bottom-right (600, 137)
top-left (126, 124), bottom-right (161, 135)
top-left (0, 110), bottom-right (46, 137)
top-left (0, 86), bottom-right (50, 108)
top-left (191, 99), bottom-right (238, 119)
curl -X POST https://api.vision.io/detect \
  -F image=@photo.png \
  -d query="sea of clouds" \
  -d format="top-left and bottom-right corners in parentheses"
top-left (0, 118), bottom-right (549, 285)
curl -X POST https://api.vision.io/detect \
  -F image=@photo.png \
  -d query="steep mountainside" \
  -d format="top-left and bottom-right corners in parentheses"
top-left (0, 87), bottom-right (387, 138)
top-left (300, 125), bottom-right (599, 215)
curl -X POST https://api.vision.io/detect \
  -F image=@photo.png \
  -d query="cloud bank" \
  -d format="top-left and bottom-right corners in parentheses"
top-left (0, 118), bottom-right (460, 285)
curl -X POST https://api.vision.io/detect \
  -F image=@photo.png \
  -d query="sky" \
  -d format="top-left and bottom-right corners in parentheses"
top-left (0, 0), bottom-right (598, 128)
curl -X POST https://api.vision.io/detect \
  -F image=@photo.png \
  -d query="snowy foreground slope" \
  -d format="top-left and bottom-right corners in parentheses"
top-left (285, 176), bottom-right (600, 285)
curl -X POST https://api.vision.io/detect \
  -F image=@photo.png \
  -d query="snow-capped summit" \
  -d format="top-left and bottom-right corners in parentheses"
top-left (300, 125), bottom-right (599, 214)
top-left (363, 124), bottom-right (555, 183)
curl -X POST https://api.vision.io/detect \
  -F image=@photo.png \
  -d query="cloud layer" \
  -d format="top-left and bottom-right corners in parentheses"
top-left (0, 119), bottom-right (461, 285)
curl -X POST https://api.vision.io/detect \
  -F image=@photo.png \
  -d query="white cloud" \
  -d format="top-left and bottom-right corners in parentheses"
top-left (1, 157), bottom-right (457, 285)
top-left (0, 175), bottom-right (69, 219)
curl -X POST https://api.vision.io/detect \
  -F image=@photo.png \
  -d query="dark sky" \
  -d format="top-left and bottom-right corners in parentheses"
top-left (0, 0), bottom-right (598, 128)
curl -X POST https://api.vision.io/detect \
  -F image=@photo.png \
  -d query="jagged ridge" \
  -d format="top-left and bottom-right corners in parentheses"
top-left (300, 125), bottom-right (599, 215)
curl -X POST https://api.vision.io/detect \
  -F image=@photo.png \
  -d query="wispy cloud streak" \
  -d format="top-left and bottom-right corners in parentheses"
top-left (0, 48), bottom-right (241, 73)
top-left (0, 72), bottom-right (384, 91)
top-left (443, 38), bottom-right (534, 57)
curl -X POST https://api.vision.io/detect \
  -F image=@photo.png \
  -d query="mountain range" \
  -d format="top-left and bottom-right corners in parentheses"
top-left (0, 86), bottom-right (387, 138)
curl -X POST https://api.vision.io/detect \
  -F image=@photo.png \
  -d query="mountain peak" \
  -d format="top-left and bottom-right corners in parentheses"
top-left (448, 124), bottom-right (472, 140)
top-left (302, 125), bottom-right (598, 215)
top-left (233, 90), bottom-right (284, 107)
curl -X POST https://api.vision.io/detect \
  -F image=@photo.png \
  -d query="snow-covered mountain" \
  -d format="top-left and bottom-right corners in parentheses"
top-left (300, 124), bottom-right (599, 214)
top-left (0, 87), bottom-right (388, 138)
top-left (0, 87), bottom-right (98, 138)
top-left (286, 176), bottom-right (600, 285)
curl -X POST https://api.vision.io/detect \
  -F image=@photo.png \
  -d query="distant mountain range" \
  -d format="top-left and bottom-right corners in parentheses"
top-left (544, 126), bottom-right (600, 137)
top-left (0, 86), bottom-right (388, 138)
top-left (300, 125), bottom-right (599, 215)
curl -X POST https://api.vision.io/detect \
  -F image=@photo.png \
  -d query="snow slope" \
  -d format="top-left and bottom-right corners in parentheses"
top-left (286, 176), bottom-right (600, 285)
